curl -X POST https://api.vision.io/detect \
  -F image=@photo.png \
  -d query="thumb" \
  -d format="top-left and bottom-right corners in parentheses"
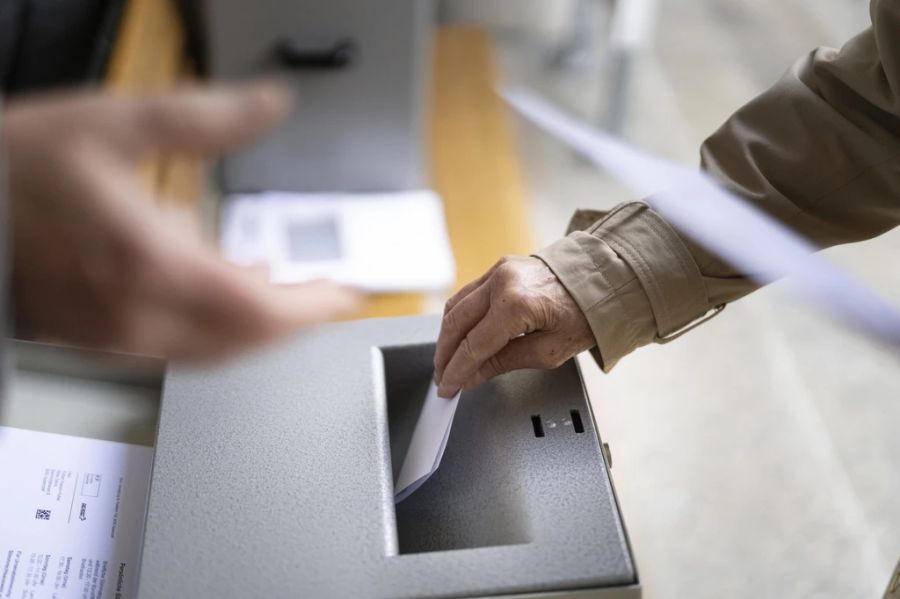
top-left (466, 333), bottom-right (566, 390)
top-left (264, 279), bottom-right (363, 328)
top-left (130, 81), bottom-right (292, 156)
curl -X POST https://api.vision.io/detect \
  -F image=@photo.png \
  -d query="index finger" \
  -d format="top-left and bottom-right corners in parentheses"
top-left (443, 259), bottom-right (505, 315)
top-left (165, 247), bottom-right (361, 359)
top-left (435, 259), bottom-right (511, 381)
top-left (434, 284), bottom-right (490, 384)
top-left (129, 82), bottom-right (292, 156)
top-left (178, 280), bottom-right (361, 360)
top-left (437, 304), bottom-right (525, 397)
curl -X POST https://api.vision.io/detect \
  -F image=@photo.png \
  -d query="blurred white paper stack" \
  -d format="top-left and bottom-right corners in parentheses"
top-left (220, 190), bottom-right (455, 293)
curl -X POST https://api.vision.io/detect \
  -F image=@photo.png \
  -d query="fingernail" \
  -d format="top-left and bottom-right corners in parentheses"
top-left (437, 384), bottom-right (457, 399)
top-left (339, 288), bottom-right (363, 312)
top-left (245, 80), bottom-right (294, 117)
top-left (321, 282), bottom-right (362, 312)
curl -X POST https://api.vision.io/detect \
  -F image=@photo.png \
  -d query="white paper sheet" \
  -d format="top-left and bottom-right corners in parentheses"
top-left (0, 426), bottom-right (153, 599)
top-left (220, 189), bottom-right (456, 293)
top-left (394, 382), bottom-right (461, 503)
top-left (502, 88), bottom-right (900, 350)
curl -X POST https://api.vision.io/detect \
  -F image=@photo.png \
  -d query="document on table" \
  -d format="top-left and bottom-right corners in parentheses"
top-left (0, 426), bottom-right (153, 599)
top-left (394, 382), bottom-right (461, 503)
top-left (220, 189), bottom-right (456, 293)
top-left (502, 88), bottom-right (900, 350)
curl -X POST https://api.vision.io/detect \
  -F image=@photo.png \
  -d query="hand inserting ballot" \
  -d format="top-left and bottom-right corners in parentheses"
top-left (433, 256), bottom-right (594, 398)
top-left (5, 83), bottom-right (360, 360)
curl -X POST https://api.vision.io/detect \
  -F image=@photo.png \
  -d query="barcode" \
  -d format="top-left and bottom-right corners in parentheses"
top-left (35, 509), bottom-right (51, 521)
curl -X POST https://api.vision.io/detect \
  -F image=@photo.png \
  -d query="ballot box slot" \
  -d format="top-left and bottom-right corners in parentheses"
top-left (379, 342), bottom-right (532, 555)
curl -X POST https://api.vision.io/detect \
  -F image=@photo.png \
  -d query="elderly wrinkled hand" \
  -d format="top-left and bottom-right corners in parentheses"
top-left (5, 83), bottom-right (360, 360)
top-left (433, 256), bottom-right (595, 398)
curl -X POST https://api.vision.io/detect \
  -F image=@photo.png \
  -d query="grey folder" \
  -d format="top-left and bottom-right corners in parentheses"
top-left (137, 315), bottom-right (638, 598)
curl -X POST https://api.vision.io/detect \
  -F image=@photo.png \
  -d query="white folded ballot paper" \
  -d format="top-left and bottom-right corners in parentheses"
top-left (502, 88), bottom-right (900, 351)
top-left (0, 426), bottom-right (153, 599)
top-left (220, 189), bottom-right (456, 293)
top-left (394, 382), bottom-right (461, 503)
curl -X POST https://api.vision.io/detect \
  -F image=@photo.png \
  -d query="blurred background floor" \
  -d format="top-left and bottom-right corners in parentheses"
top-left (441, 0), bottom-right (900, 597)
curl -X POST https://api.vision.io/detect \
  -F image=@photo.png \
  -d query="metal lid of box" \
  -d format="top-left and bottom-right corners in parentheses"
top-left (137, 315), bottom-right (638, 598)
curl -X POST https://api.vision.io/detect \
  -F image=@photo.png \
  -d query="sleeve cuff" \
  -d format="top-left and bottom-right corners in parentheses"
top-left (536, 202), bottom-right (715, 370)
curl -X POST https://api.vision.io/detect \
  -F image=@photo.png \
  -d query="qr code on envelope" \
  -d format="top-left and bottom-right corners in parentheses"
top-left (35, 509), bottom-right (51, 521)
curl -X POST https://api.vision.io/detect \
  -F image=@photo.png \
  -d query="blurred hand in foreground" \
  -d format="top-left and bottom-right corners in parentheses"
top-left (433, 256), bottom-right (594, 398)
top-left (5, 83), bottom-right (359, 360)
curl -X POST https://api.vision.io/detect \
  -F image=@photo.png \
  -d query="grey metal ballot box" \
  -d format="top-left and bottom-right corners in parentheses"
top-left (136, 315), bottom-right (639, 598)
top-left (202, 0), bottom-right (432, 193)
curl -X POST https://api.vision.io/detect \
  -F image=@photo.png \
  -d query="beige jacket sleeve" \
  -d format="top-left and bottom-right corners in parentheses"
top-left (536, 0), bottom-right (900, 371)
